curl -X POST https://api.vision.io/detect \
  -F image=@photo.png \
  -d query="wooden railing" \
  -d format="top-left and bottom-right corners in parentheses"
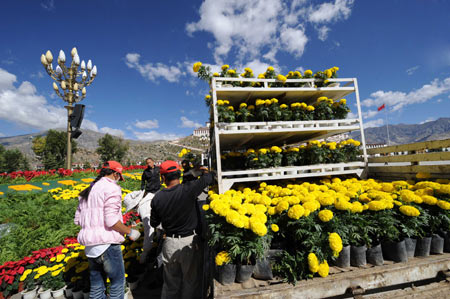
top-left (367, 139), bottom-right (450, 180)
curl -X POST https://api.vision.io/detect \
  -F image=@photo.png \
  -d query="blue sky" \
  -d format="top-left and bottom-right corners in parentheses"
top-left (0, 0), bottom-right (449, 141)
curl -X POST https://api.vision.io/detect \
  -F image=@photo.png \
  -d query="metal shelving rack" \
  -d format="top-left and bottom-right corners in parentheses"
top-left (210, 77), bottom-right (368, 193)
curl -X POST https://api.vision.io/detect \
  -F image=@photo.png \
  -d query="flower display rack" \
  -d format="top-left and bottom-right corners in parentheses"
top-left (217, 119), bottom-right (360, 150)
top-left (210, 77), bottom-right (368, 193)
top-left (220, 162), bottom-right (365, 191)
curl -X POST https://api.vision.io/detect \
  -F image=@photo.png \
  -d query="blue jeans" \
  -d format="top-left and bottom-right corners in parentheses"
top-left (88, 244), bottom-right (125, 299)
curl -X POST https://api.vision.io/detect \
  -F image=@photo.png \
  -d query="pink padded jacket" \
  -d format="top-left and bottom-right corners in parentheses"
top-left (74, 177), bottom-right (125, 246)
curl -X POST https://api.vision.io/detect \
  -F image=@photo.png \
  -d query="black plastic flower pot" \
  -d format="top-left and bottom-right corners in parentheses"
top-left (216, 264), bottom-right (236, 285)
top-left (366, 243), bottom-right (384, 266)
top-left (236, 264), bottom-right (255, 283)
top-left (382, 240), bottom-right (407, 263)
top-left (253, 258), bottom-right (273, 280)
top-left (404, 237), bottom-right (417, 258)
top-left (334, 245), bottom-right (350, 268)
top-left (350, 245), bottom-right (367, 267)
top-left (415, 236), bottom-right (431, 257)
top-left (430, 233), bottom-right (444, 254)
top-left (444, 231), bottom-right (450, 253)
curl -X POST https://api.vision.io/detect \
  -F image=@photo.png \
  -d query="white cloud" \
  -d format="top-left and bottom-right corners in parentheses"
top-left (280, 25), bottom-right (308, 57)
top-left (406, 65), bottom-right (420, 75)
top-left (317, 26), bottom-right (330, 41)
top-left (179, 116), bottom-right (202, 128)
top-left (0, 68), bottom-right (124, 137)
top-left (347, 112), bottom-right (357, 119)
top-left (41, 0), bottom-right (55, 11)
top-left (363, 110), bottom-right (379, 119)
top-left (125, 53), bottom-right (184, 83)
top-left (0, 132), bottom-right (5, 137)
top-left (134, 119), bottom-right (159, 129)
top-left (308, 0), bottom-right (354, 23)
top-left (186, 0), bottom-right (353, 63)
top-left (420, 117), bottom-right (436, 124)
top-left (133, 130), bottom-right (182, 141)
top-left (364, 118), bottom-right (384, 128)
top-left (99, 127), bottom-right (125, 137)
top-left (362, 77), bottom-right (450, 112)
top-left (30, 71), bottom-right (44, 79)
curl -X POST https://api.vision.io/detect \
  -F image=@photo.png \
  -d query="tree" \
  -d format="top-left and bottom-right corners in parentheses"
top-left (83, 161), bottom-right (92, 169)
top-left (31, 130), bottom-right (77, 170)
top-left (96, 134), bottom-right (129, 163)
top-left (0, 145), bottom-right (30, 173)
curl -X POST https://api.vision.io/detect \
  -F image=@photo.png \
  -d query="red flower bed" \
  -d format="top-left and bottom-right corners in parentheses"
top-left (0, 165), bottom-right (146, 182)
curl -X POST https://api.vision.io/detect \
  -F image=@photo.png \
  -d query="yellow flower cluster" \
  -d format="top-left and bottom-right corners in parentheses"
top-left (58, 180), bottom-right (78, 186)
top-left (122, 173), bottom-right (142, 181)
top-left (318, 209), bottom-right (333, 222)
top-left (290, 102), bottom-right (315, 111)
top-left (207, 178), bottom-right (450, 240)
top-left (255, 98), bottom-right (278, 106)
top-left (308, 252), bottom-right (319, 273)
top-left (329, 232), bottom-right (343, 256)
top-left (178, 148), bottom-right (191, 158)
top-left (193, 62), bottom-right (202, 72)
top-left (276, 74), bottom-right (287, 82)
top-left (399, 205), bottom-right (420, 216)
top-left (307, 252), bottom-right (329, 277)
top-left (215, 251), bottom-right (231, 266)
top-left (8, 184), bottom-right (42, 191)
top-left (216, 99), bottom-right (230, 106)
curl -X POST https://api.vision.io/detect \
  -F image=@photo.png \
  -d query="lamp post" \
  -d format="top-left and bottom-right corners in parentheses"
top-left (40, 47), bottom-right (97, 169)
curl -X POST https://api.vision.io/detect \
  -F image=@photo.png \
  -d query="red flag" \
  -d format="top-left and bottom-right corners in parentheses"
top-left (377, 104), bottom-right (385, 111)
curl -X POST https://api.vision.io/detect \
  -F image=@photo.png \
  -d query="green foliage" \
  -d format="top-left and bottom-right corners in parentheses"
top-left (206, 212), bottom-right (267, 264)
top-left (304, 145), bottom-right (330, 165)
top-left (255, 104), bottom-right (270, 121)
top-left (0, 192), bottom-right (79, 264)
top-left (0, 145), bottom-right (30, 172)
top-left (197, 65), bottom-right (212, 82)
top-left (313, 101), bottom-right (334, 120)
top-left (236, 106), bottom-right (253, 122)
top-left (282, 150), bottom-right (298, 166)
top-left (217, 105), bottom-right (236, 123)
top-left (96, 134), bottom-right (129, 163)
top-left (344, 211), bottom-right (373, 246)
top-left (32, 130), bottom-right (78, 170)
top-left (272, 250), bottom-right (309, 285)
top-left (268, 102), bottom-right (282, 121)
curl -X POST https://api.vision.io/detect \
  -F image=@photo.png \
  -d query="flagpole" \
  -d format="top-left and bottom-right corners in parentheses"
top-left (385, 105), bottom-right (390, 146)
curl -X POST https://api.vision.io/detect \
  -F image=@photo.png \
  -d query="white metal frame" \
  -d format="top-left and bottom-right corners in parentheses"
top-left (210, 77), bottom-right (368, 193)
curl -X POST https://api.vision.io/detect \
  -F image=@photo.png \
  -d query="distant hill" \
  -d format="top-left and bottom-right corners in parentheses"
top-left (351, 117), bottom-right (450, 145)
top-left (0, 129), bottom-right (208, 168)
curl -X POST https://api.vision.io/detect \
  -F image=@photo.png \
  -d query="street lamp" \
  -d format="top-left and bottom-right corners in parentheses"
top-left (40, 47), bottom-right (97, 169)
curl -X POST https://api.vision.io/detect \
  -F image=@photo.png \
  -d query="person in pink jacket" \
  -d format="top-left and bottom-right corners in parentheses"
top-left (75, 161), bottom-right (140, 299)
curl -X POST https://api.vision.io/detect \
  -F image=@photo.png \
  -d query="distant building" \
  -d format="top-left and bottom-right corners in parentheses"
top-left (193, 123), bottom-right (210, 139)
top-left (326, 133), bottom-right (350, 143)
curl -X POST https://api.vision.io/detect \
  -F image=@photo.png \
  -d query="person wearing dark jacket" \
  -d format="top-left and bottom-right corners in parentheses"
top-left (150, 160), bottom-right (213, 299)
top-left (141, 157), bottom-right (161, 194)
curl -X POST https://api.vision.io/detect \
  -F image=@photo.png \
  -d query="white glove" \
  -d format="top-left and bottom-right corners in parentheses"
top-left (129, 229), bottom-right (141, 241)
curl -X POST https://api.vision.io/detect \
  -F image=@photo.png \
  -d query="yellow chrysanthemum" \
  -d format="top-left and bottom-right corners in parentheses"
top-left (193, 62), bottom-right (202, 72)
top-left (318, 260), bottom-right (329, 277)
top-left (399, 205), bottom-right (420, 217)
top-left (329, 233), bottom-right (343, 256)
top-left (271, 224), bottom-right (279, 232)
top-left (215, 251), bottom-right (231, 266)
top-left (318, 209), bottom-right (333, 222)
top-left (308, 252), bottom-right (319, 273)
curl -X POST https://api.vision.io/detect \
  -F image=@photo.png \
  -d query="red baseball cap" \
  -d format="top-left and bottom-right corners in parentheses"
top-left (160, 160), bottom-right (180, 175)
top-left (103, 161), bottom-right (124, 181)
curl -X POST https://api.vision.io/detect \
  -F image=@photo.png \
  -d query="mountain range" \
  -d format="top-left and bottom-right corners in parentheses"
top-left (351, 117), bottom-right (450, 145)
top-left (0, 129), bottom-right (208, 168)
top-left (1, 118), bottom-right (449, 168)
